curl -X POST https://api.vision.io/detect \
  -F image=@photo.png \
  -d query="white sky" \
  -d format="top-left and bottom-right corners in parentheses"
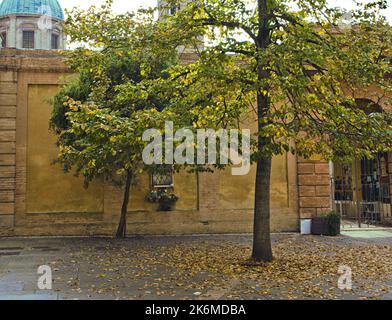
top-left (58, 0), bottom-right (157, 13)
top-left (58, 0), bottom-right (391, 18)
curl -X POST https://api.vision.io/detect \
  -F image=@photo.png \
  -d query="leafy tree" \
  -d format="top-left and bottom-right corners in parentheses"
top-left (50, 2), bottom-right (179, 238)
top-left (155, 0), bottom-right (392, 261)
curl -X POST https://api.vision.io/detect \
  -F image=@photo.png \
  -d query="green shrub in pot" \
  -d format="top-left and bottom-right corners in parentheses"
top-left (327, 211), bottom-right (341, 236)
top-left (312, 211), bottom-right (341, 236)
top-left (146, 189), bottom-right (179, 212)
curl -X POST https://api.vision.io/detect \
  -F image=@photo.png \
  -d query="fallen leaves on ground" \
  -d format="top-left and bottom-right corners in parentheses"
top-left (49, 235), bottom-right (392, 300)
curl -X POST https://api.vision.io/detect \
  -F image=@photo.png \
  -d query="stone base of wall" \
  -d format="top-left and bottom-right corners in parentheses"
top-left (4, 208), bottom-right (299, 237)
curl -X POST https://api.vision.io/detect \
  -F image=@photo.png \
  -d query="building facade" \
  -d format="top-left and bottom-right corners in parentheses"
top-left (0, 0), bottom-right (391, 237)
top-left (0, 48), bottom-right (304, 237)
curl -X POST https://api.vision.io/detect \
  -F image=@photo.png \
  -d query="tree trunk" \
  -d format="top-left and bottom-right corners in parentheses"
top-left (251, 0), bottom-right (273, 262)
top-left (116, 170), bottom-right (132, 239)
top-left (253, 72), bottom-right (273, 262)
top-left (252, 154), bottom-right (273, 262)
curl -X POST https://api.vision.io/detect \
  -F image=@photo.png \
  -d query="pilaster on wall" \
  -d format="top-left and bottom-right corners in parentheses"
top-left (297, 158), bottom-right (332, 219)
top-left (0, 70), bottom-right (17, 230)
top-left (388, 153), bottom-right (392, 217)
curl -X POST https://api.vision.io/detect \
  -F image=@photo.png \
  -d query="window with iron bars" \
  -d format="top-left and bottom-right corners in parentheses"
top-left (0, 32), bottom-right (7, 48)
top-left (0, 32), bottom-right (6, 48)
top-left (51, 33), bottom-right (59, 49)
top-left (151, 165), bottom-right (174, 188)
top-left (22, 31), bottom-right (34, 49)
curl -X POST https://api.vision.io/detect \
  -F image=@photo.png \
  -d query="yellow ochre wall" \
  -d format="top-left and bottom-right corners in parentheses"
top-left (26, 84), bottom-right (199, 214)
top-left (3, 49), bottom-right (390, 237)
top-left (219, 156), bottom-right (289, 210)
top-left (27, 84), bottom-right (104, 214)
top-left (0, 49), bottom-right (300, 236)
top-left (20, 82), bottom-right (296, 235)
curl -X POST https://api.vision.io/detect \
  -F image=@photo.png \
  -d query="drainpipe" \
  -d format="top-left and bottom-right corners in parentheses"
top-left (329, 161), bottom-right (336, 212)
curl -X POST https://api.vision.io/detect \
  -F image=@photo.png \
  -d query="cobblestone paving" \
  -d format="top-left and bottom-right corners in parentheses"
top-left (0, 233), bottom-right (391, 300)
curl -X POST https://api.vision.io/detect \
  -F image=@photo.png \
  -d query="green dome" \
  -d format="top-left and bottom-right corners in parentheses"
top-left (0, 0), bottom-right (64, 21)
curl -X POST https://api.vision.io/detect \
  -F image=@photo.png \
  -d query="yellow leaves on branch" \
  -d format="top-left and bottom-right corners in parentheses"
top-left (88, 159), bottom-right (96, 169)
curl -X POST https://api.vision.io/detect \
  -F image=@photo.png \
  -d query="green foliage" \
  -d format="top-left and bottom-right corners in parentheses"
top-left (327, 211), bottom-right (341, 237)
top-left (50, 75), bottom-right (92, 133)
top-left (146, 189), bottom-right (179, 212)
top-left (50, 0), bottom-right (391, 248)
top-left (157, 0), bottom-right (392, 162)
top-left (154, 0), bottom-right (392, 260)
top-left (50, 1), bottom-right (180, 188)
top-left (55, 99), bottom-right (165, 186)
top-left (313, 211), bottom-right (341, 236)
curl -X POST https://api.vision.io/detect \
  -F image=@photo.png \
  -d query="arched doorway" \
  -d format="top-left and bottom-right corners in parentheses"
top-left (332, 100), bottom-right (392, 227)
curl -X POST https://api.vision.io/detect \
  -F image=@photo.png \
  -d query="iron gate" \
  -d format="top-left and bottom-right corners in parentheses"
top-left (333, 153), bottom-right (391, 227)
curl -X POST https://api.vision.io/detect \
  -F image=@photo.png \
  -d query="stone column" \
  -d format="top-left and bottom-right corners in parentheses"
top-left (298, 157), bottom-right (332, 219)
top-left (0, 70), bottom-right (17, 232)
top-left (8, 16), bottom-right (17, 48)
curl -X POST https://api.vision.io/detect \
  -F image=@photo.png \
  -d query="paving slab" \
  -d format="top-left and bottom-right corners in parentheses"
top-left (0, 293), bottom-right (58, 300)
top-left (341, 230), bottom-right (392, 238)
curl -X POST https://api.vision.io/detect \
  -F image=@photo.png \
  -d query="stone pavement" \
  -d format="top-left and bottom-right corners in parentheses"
top-left (0, 233), bottom-right (391, 300)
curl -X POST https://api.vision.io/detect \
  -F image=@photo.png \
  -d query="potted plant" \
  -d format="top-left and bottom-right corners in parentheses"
top-left (146, 189), bottom-right (179, 212)
top-left (311, 211), bottom-right (341, 236)
top-left (311, 215), bottom-right (329, 236)
top-left (327, 211), bottom-right (341, 236)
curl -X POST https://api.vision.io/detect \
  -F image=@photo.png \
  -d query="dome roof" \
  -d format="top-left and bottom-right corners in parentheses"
top-left (0, 0), bottom-right (64, 21)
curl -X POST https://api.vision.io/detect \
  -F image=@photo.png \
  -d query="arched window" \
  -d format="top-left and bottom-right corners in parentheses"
top-left (0, 31), bottom-right (6, 48)
top-left (20, 23), bottom-right (36, 49)
top-left (333, 98), bottom-right (390, 224)
top-left (354, 99), bottom-right (390, 206)
top-left (51, 33), bottom-right (59, 49)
